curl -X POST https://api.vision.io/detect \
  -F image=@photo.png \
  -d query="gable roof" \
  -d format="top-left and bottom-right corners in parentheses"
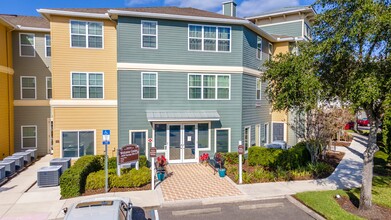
top-left (245, 5), bottom-right (316, 20)
top-left (0, 14), bottom-right (50, 31)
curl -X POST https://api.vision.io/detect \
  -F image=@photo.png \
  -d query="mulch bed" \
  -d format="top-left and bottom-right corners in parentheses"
top-left (336, 196), bottom-right (391, 220)
top-left (320, 151), bottom-right (345, 169)
top-left (333, 141), bottom-right (352, 147)
top-left (82, 183), bottom-right (151, 196)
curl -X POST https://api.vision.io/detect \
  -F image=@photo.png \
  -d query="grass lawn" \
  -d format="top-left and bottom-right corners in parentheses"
top-left (295, 175), bottom-right (391, 219)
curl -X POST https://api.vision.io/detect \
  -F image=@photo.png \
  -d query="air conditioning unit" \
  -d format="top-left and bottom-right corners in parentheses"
top-left (37, 166), bottom-right (62, 187)
top-left (3, 155), bottom-right (24, 171)
top-left (13, 151), bottom-right (32, 166)
top-left (0, 160), bottom-right (16, 177)
top-left (25, 149), bottom-right (38, 161)
top-left (0, 166), bottom-right (5, 182)
top-left (49, 158), bottom-right (71, 175)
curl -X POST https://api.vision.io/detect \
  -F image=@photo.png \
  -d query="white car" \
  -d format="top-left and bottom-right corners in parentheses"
top-left (265, 140), bottom-right (291, 150)
top-left (63, 197), bottom-right (132, 220)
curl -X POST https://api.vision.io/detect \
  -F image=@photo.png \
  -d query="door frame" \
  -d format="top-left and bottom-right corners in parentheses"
top-left (167, 124), bottom-right (198, 164)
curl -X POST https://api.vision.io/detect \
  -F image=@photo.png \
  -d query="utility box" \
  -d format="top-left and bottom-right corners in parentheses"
top-left (0, 166), bottom-right (5, 182)
top-left (25, 149), bottom-right (38, 161)
top-left (0, 160), bottom-right (16, 177)
top-left (37, 166), bottom-right (62, 187)
top-left (50, 158), bottom-right (71, 175)
top-left (3, 155), bottom-right (24, 171)
top-left (13, 152), bottom-right (32, 166)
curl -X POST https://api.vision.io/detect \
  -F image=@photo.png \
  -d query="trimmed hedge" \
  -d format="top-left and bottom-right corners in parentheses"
top-left (111, 167), bottom-right (151, 188)
top-left (85, 169), bottom-right (117, 190)
top-left (60, 155), bottom-right (103, 198)
top-left (248, 146), bottom-right (283, 167)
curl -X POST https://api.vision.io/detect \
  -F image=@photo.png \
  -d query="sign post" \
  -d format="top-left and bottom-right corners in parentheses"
top-left (150, 147), bottom-right (156, 190)
top-left (238, 141), bottom-right (244, 184)
top-left (102, 130), bottom-right (111, 193)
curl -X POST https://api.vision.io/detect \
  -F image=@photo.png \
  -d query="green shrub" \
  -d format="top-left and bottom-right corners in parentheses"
top-left (85, 169), bottom-right (117, 190)
top-left (248, 146), bottom-right (283, 167)
top-left (139, 155), bottom-right (148, 168)
top-left (276, 144), bottom-right (311, 170)
top-left (252, 167), bottom-right (275, 182)
top-left (223, 152), bottom-right (239, 165)
top-left (291, 167), bottom-right (312, 180)
top-left (307, 162), bottom-right (334, 177)
top-left (111, 167), bottom-right (151, 188)
top-left (274, 166), bottom-right (292, 181)
top-left (60, 155), bottom-right (103, 198)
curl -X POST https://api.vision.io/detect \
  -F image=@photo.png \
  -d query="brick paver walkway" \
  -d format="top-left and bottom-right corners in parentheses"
top-left (160, 164), bottom-right (242, 201)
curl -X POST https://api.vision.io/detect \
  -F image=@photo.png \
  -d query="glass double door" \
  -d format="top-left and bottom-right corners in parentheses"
top-left (168, 124), bottom-right (197, 163)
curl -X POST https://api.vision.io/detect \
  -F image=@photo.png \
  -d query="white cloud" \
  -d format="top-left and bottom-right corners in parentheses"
top-left (125, 0), bottom-right (160, 6)
top-left (237, 0), bottom-right (300, 17)
top-left (164, 0), bottom-right (222, 11)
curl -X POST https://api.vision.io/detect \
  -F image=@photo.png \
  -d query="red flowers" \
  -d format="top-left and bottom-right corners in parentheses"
top-left (200, 153), bottom-right (209, 163)
top-left (157, 155), bottom-right (167, 168)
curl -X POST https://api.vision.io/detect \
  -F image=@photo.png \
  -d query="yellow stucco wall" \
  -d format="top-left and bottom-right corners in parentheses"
top-left (0, 22), bottom-right (14, 159)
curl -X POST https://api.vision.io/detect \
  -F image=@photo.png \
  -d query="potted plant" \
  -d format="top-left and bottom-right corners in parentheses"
top-left (215, 153), bottom-right (226, 177)
top-left (156, 155), bottom-right (167, 181)
top-left (199, 153), bottom-right (209, 166)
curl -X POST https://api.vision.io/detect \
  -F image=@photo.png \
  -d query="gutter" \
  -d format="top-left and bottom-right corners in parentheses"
top-left (37, 9), bottom-right (111, 20)
top-left (16, 26), bottom-right (50, 32)
top-left (276, 37), bottom-right (305, 42)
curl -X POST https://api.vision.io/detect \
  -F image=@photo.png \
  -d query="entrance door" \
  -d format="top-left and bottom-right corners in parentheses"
top-left (168, 124), bottom-right (197, 163)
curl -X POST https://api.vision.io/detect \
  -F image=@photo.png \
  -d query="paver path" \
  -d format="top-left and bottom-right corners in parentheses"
top-left (160, 164), bottom-right (242, 201)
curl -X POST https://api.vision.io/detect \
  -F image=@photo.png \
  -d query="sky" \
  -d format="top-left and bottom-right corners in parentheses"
top-left (0, 0), bottom-right (315, 18)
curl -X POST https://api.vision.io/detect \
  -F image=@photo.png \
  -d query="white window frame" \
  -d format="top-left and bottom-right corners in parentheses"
top-left (256, 36), bottom-right (262, 60)
top-left (188, 24), bottom-right (232, 53)
top-left (45, 34), bottom-right (51, 57)
top-left (19, 33), bottom-right (35, 57)
top-left (304, 23), bottom-right (312, 39)
top-left (263, 123), bottom-right (269, 144)
top-left (70, 20), bottom-right (104, 49)
top-left (20, 76), bottom-right (37, 100)
top-left (188, 73), bottom-right (231, 100)
top-left (271, 122), bottom-right (287, 142)
top-left (46, 76), bottom-right (52, 99)
top-left (244, 126), bottom-right (251, 151)
top-left (214, 128), bottom-right (231, 153)
top-left (21, 125), bottom-right (37, 149)
top-left (70, 72), bottom-right (104, 99)
top-left (197, 122), bottom-right (211, 151)
top-left (268, 43), bottom-right (274, 61)
top-left (256, 78), bottom-right (261, 100)
top-left (60, 130), bottom-right (96, 158)
top-left (129, 130), bottom-right (149, 156)
top-left (141, 72), bottom-right (158, 100)
top-left (141, 20), bottom-right (158, 49)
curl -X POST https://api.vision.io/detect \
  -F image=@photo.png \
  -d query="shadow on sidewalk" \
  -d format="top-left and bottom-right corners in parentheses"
top-left (0, 185), bottom-right (16, 192)
top-left (345, 147), bottom-right (364, 160)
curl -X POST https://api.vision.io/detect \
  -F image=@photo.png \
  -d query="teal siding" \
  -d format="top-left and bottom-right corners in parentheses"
top-left (242, 27), bottom-right (270, 70)
top-left (117, 16), bottom-right (243, 66)
top-left (118, 71), bottom-right (243, 153)
top-left (260, 21), bottom-right (303, 37)
top-left (241, 74), bottom-right (272, 147)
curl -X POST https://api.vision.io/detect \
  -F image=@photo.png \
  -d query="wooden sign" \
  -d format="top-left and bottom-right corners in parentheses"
top-left (150, 147), bottom-right (157, 158)
top-left (118, 144), bottom-right (139, 165)
top-left (238, 145), bottom-right (245, 155)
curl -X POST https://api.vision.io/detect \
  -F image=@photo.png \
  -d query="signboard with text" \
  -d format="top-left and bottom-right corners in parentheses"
top-left (150, 147), bottom-right (157, 158)
top-left (238, 145), bottom-right (245, 155)
top-left (118, 144), bottom-right (139, 165)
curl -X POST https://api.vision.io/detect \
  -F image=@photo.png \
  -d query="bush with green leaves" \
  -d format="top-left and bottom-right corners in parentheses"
top-left (223, 152), bottom-right (239, 165)
top-left (248, 146), bottom-right (283, 167)
top-left (276, 143), bottom-right (311, 170)
top-left (111, 167), bottom-right (151, 188)
top-left (60, 155), bottom-right (103, 198)
top-left (85, 169), bottom-right (117, 190)
top-left (307, 162), bottom-right (334, 177)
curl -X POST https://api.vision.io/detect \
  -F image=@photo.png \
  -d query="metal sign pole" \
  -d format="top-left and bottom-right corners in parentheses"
top-left (239, 141), bottom-right (243, 184)
top-left (105, 143), bottom-right (108, 193)
top-left (151, 157), bottom-right (155, 190)
top-left (117, 148), bottom-right (121, 176)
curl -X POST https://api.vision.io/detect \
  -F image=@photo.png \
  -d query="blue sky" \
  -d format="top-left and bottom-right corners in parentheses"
top-left (0, 0), bottom-right (315, 17)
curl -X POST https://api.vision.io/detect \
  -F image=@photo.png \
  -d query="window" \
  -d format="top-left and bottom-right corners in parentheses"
top-left (20, 76), bottom-right (36, 99)
top-left (62, 131), bottom-right (95, 157)
top-left (256, 78), bottom-right (261, 100)
top-left (129, 131), bottom-right (147, 155)
top-left (46, 77), bottom-right (52, 99)
top-left (188, 25), bottom-right (231, 52)
top-left (304, 23), bottom-right (312, 39)
top-left (141, 72), bottom-right (158, 99)
top-left (268, 43), bottom-right (273, 61)
top-left (198, 123), bottom-right (209, 149)
top-left (272, 123), bottom-right (285, 141)
top-left (141, 21), bottom-right (157, 49)
top-left (215, 128), bottom-right (230, 153)
top-left (70, 21), bottom-right (103, 48)
top-left (244, 126), bottom-right (251, 151)
top-left (188, 74), bottom-right (230, 100)
top-left (263, 123), bottom-right (269, 143)
top-left (21, 126), bottom-right (37, 148)
top-left (154, 124), bottom-right (167, 150)
top-left (19, 33), bottom-right (35, 57)
top-left (256, 36), bottom-right (262, 60)
top-left (71, 72), bottom-right (103, 99)
top-left (45, 35), bottom-right (51, 57)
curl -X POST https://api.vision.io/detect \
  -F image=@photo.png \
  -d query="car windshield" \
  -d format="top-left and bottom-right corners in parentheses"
top-left (76, 201), bottom-right (114, 208)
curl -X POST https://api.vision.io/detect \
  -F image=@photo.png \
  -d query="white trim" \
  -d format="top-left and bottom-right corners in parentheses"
top-left (197, 122), bottom-right (211, 151)
top-left (268, 43), bottom-right (273, 61)
top-left (245, 8), bottom-right (315, 20)
top-left (264, 123), bottom-right (269, 144)
top-left (256, 36), bottom-right (262, 60)
top-left (17, 26), bottom-right (50, 32)
top-left (129, 130), bottom-right (149, 157)
top-left (188, 73), bottom-right (231, 100)
top-left (117, 62), bottom-right (263, 76)
top-left (257, 19), bottom-right (304, 27)
top-left (21, 125), bottom-right (37, 149)
top-left (188, 24), bottom-right (232, 53)
top-left (20, 76), bottom-right (37, 100)
top-left (70, 72), bottom-right (104, 99)
top-left (271, 121), bottom-right (287, 142)
top-left (38, 9), bottom-right (110, 19)
top-left (256, 78), bottom-right (261, 100)
top-left (46, 76), bottom-right (52, 99)
top-left (45, 34), bottom-right (51, 57)
top-left (69, 20), bottom-right (104, 49)
top-left (50, 99), bottom-right (117, 107)
top-left (244, 126), bottom-right (251, 153)
top-left (141, 20), bottom-right (158, 49)
top-left (255, 124), bottom-right (261, 146)
top-left (19, 33), bottom-right (35, 57)
top-left (60, 129), bottom-right (96, 158)
top-left (141, 72), bottom-right (158, 100)
top-left (302, 19), bottom-right (305, 38)
top-left (214, 128), bottom-right (231, 153)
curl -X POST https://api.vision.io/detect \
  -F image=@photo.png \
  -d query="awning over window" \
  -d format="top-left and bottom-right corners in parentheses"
top-left (146, 110), bottom-right (220, 122)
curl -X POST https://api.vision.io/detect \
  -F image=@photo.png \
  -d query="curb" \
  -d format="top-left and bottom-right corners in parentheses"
top-left (286, 195), bottom-right (325, 220)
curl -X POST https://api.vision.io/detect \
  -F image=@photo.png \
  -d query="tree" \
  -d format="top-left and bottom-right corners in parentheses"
top-left (262, 0), bottom-right (391, 210)
top-left (383, 97), bottom-right (391, 161)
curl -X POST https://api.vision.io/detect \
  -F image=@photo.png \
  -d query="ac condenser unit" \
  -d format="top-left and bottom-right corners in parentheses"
top-left (25, 149), bottom-right (38, 161)
top-left (0, 166), bottom-right (5, 182)
top-left (0, 160), bottom-right (16, 177)
top-left (13, 151), bottom-right (32, 165)
top-left (3, 155), bottom-right (25, 171)
top-left (49, 158), bottom-right (71, 175)
top-left (37, 166), bottom-right (62, 187)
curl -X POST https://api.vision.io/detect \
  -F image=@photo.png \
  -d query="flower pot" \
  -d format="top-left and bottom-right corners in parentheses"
top-left (157, 172), bottom-right (165, 181)
top-left (218, 168), bottom-right (226, 177)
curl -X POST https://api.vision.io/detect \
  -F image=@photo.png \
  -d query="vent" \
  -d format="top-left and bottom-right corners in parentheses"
top-left (50, 158), bottom-right (71, 175)
top-left (0, 160), bottom-right (16, 177)
top-left (13, 152), bottom-right (32, 165)
top-left (3, 155), bottom-right (24, 171)
top-left (25, 149), bottom-right (38, 161)
top-left (0, 166), bottom-right (5, 181)
top-left (37, 166), bottom-right (62, 187)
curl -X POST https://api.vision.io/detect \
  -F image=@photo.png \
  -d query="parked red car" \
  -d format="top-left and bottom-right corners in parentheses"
top-left (357, 118), bottom-right (370, 126)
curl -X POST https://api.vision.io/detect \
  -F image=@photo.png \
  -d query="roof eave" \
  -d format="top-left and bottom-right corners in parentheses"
top-left (0, 17), bottom-right (16, 28)
top-left (17, 26), bottom-right (50, 32)
top-left (245, 7), bottom-right (316, 20)
top-left (37, 9), bottom-right (110, 20)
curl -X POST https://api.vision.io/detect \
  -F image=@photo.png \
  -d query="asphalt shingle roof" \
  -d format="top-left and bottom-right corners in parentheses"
top-left (0, 14), bottom-right (49, 29)
top-left (246, 5), bottom-right (312, 18)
